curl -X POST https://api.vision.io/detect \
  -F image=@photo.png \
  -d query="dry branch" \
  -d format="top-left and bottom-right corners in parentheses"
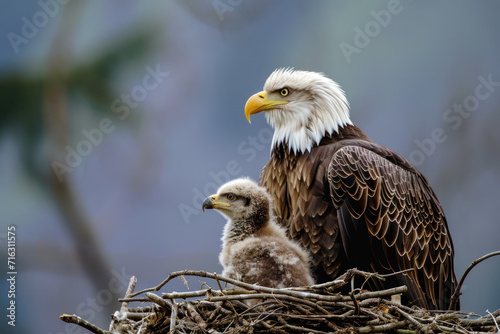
top-left (449, 250), bottom-right (500, 310)
top-left (60, 314), bottom-right (111, 334)
top-left (60, 267), bottom-right (500, 334)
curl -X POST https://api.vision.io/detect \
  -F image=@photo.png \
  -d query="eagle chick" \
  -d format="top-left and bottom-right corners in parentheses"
top-left (202, 178), bottom-right (314, 289)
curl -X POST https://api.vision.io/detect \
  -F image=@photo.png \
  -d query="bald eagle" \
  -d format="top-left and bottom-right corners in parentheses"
top-left (202, 178), bottom-right (314, 289)
top-left (244, 69), bottom-right (459, 310)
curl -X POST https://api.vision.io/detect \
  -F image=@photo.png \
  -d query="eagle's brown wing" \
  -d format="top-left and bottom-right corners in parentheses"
top-left (328, 144), bottom-right (458, 310)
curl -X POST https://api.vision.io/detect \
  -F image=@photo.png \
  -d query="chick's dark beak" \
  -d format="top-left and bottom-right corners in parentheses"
top-left (202, 195), bottom-right (216, 212)
top-left (202, 194), bottom-right (232, 212)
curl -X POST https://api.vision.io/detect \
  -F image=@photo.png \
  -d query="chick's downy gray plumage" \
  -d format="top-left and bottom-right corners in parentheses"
top-left (203, 178), bottom-right (314, 288)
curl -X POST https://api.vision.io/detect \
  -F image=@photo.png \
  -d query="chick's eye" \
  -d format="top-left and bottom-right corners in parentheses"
top-left (226, 193), bottom-right (235, 201)
top-left (280, 88), bottom-right (290, 97)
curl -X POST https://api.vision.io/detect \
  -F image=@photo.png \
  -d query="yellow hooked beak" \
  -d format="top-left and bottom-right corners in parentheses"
top-left (244, 91), bottom-right (289, 123)
top-left (202, 195), bottom-right (232, 212)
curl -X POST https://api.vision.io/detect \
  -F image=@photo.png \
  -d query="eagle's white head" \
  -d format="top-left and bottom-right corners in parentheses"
top-left (245, 68), bottom-right (352, 154)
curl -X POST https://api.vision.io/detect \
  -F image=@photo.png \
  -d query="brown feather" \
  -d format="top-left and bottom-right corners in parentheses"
top-left (259, 124), bottom-right (459, 310)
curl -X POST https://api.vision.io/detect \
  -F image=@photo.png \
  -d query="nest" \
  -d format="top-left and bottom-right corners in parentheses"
top-left (60, 268), bottom-right (500, 334)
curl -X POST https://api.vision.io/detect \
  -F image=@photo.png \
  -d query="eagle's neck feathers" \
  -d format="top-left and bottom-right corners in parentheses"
top-left (270, 124), bottom-right (371, 159)
top-left (222, 219), bottom-right (257, 245)
top-left (265, 73), bottom-right (352, 154)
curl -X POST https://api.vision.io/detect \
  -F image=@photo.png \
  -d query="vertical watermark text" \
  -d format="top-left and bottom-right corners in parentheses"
top-left (6, 226), bottom-right (16, 327)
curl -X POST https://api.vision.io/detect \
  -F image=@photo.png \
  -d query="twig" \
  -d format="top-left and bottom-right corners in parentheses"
top-left (284, 323), bottom-right (331, 334)
top-left (59, 314), bottom-right (111, 334)
top-left (205, 303), bottom-right (228, 323)
top-left (214, 272), bottom-right (225, 294)
top-left (450, 250), bottom-right (500, 310)
top-left (128, 270), bottom-right (215, 297)
top-left (126, 312), bottom-right (154, 321)
top-left (186, 302), bottom-right (206, 328)
top-left (352, 286), bottom-right (408, 302)
top-left (121, 276), bottom-right (137, 313)
top-left (161, 289), bottom-right (221, 300)
top-left (210, 293), bottom-right (330, 315)
top-left (127, 306), bottom-right (154, 313)
top-left (180, 275), bottom-right (189, 289)
top-left (145, 292), bottom-right (171, 312)
top-left (487, 309), bottom-right (500, 333)
top-left (359, 298), bottom-right (419, 315)
top-left (307, 268), bottom-right (407, 290)
top-left (357, 320), bottom-right (408, 333)
top-left (308, 279), bottom-right (347, 289)
top-left (119, 297), bottom-right (149, 303)
top-left (460, 314), bottom-right (500, 326)
top-left (349, 291), bottom-right (360, 315)
top-left (277, 316), bottom-right (330, 334)
top-left (169, 299), bottom-right (178, 333)
top-left (377, 268), bottom-right (416, 278)
top-left (389, 306), bottom-right (425, 332)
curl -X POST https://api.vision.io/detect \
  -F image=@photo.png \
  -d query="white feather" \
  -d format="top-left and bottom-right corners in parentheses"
top-left (262, 68), bottom-right (352, 154)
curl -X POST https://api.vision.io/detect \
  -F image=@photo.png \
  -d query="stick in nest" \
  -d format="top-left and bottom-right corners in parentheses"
top-left (449, 250), bottom-right (500, 310)
top-left (60, 314), bottom-right (111, 334)
top-left (59, 254), bottom-right (500, 334)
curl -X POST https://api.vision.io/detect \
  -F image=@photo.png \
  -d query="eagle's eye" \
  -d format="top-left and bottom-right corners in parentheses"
top-left (279, 88), bottom-right (290, 97)
top-left (226, 193), bottom-right (236, 201)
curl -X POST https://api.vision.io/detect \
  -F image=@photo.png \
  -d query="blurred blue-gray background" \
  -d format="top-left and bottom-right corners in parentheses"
top-left (0, 1), bottom-right (499, 333)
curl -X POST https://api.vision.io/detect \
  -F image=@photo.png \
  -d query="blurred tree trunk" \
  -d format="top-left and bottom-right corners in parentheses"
top-left (42, 2), bottom-right (119, 314)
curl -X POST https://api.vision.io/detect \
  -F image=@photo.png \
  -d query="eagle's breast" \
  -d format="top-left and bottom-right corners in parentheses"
top-left (260, 142), bottom-right (345, 279)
